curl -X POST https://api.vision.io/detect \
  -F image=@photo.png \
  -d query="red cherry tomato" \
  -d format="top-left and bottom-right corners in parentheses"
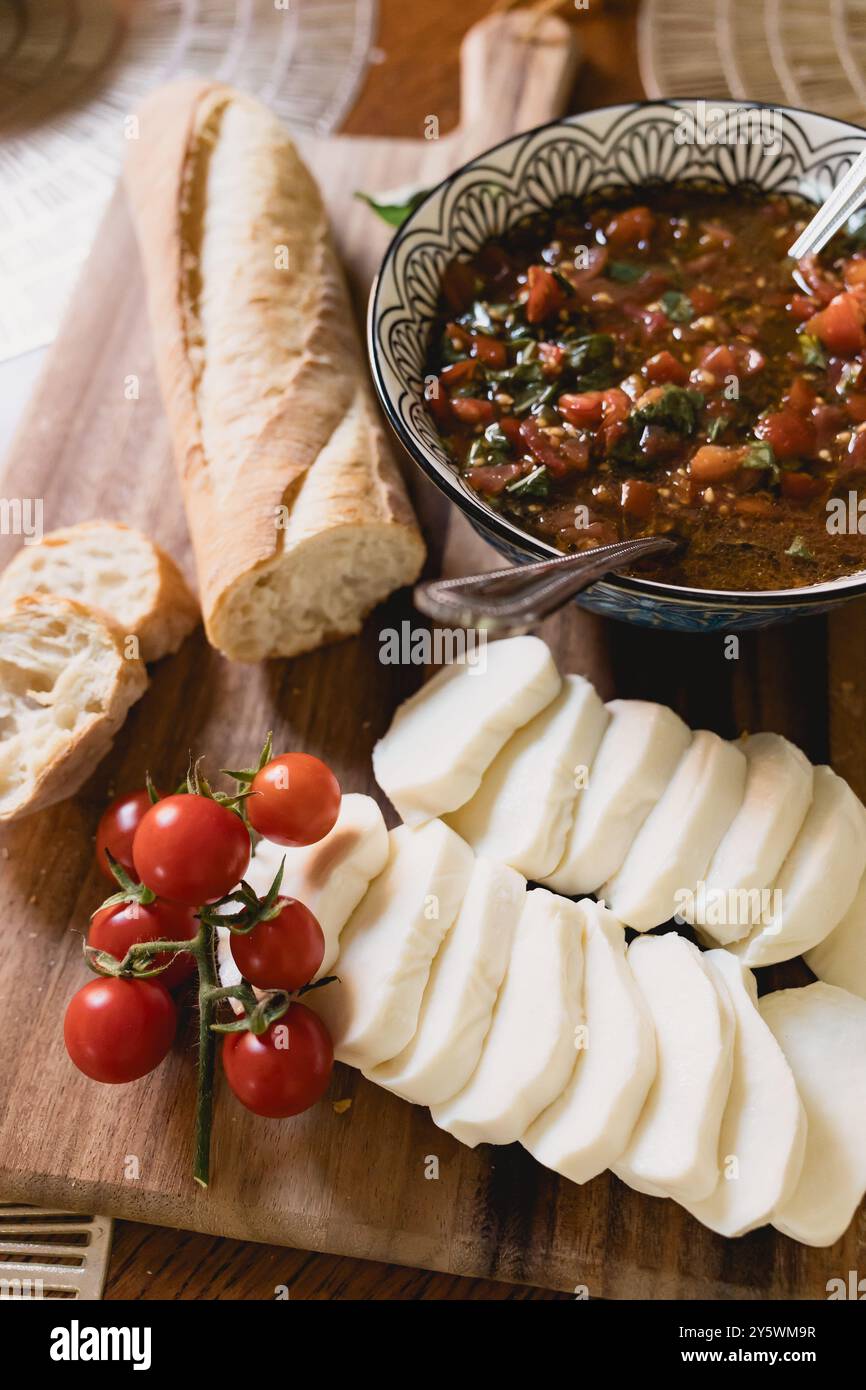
top-left (89, 900), bottom-right (198, 991)
top-left (64, 977), bottom-right (176, 1084)
top-left (95, 789), bottom-right (156, 882)
top-left (230, 898), bottom-right (325, 992)
top-left (132, 794), bottom-right (251, 905)
top-left (247, 754), bottom-right (340, 848)
top-left (222, 1004), bottom-right (333, 1118)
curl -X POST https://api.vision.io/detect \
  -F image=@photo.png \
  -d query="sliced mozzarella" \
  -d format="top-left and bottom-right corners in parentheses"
top-left (613, 933), bottom-right (734, 1203)
top-left (761, 982), bottom-right (866, 1247)
top-left (543, 699), bottom-right (690, 897)
top-left (372, 635), bottom-right (560, 826)
top-left (431, 888), bottom-right (584, 1147)
top-left (216, 793), bottom-right (389, 1001)
top-left (731, 765), bottom-right (866, 967)
top-left (522, 900), bottom-right (656, 1184)
top-left (805, 869), bottom-right (866, 1000)
top-left (310, 820), bottom-right (474, 1069)
top-left (691, 734), bottom-right (813, 945)
top-left (367, 857), bottom-right (524, 1106)
top-left (602, 731), bottom-right (747, 932)
top-left (446, 675), bottom-right (608, 880)
top-left (682, 951), bottom-right (806, 1238)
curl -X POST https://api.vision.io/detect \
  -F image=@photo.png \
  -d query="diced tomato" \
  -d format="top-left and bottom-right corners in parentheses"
top-left (498, 415), bottom-right (523, 447)
top-left (796, 254), bottom-right (840, 305)
top-left (450, 396), bottom-right (495, 426)
top-left (526, 265), bottom-right (566, 324)
top-left (426, 379), bottom-right (452, 428)
top-left (688, 285), bottom-right (718, 316)
top-left (755, 410), bottom-right (817, 459)
top-left (639, 425), bottom-right (685, 461)
top-left (470, 334), bottom-right (506, 368)
top-left (465, 463), bottom-right (524, 496)
top-left (538, 341), bottom-right (564, 376)
top-left (558, 391), bottom-right (604, 427)
top-left (699, 343), bottom-right (738, 381)
top-left (811, 403), bottom-right (847, 449)
top-left (620, 478), bottom-right (657, 519)
top-left (734, 344), bottom-right (766, 376)
top-left (518, 418), bottom-right (589, 475)
top-left (783, 377), bottom-right (816, 414)
top-left (441, 259), bottom-right (477, 312)
top-left (689, 445), bottom-right (744, 482)
top-left (845, 391), bottom-right (866, 423)
top-left (699, 221), bottom-right (734, 250)
top-left (441, 358), bottom-right (477, 387)
top-left (807, 291), bottom-right (866, 355)
top-left (787, 293), bottom-right (819, 321)
top-left (841, 429), bottom-right (866, 478)
top-left (600, 388), bottom-right (632, 451)
top-left (604, 206), bottom-right (655, 249)
top-left (843, 256), bottom-right (866, 290)
top-left (624, 303), bottom-right (668, 340)
top-left (643, 350), bottom-right (687, 385)
top-left (568, 244), bottom-right (608, 285)
top-left (445, 321), bottom-right (472, 349)
top-left (780, 471), bottom-right (825, 501)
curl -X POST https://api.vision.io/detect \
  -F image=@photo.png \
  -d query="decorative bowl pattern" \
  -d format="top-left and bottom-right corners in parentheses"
top-left (368, 99), bottom-right (866, 631)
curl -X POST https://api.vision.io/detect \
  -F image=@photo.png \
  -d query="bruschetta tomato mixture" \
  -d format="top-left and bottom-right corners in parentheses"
top-left (425, 186), bottom-right (866, 590)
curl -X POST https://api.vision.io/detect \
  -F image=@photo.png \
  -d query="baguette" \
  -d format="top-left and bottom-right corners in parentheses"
top-left (125, 80), bottom-right (425, 662)
top-left (0, 521), bottom-right (199, 663)
top-left (0, 595), bottom-right (148, 822)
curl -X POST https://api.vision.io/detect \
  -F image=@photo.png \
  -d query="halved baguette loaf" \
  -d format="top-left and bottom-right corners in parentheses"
top-left (125, 80), bottom-right (425, 662)
top-left (0, 521), bottom-right (199, 663)
top-left (0, 595), bottom-right (148, 822)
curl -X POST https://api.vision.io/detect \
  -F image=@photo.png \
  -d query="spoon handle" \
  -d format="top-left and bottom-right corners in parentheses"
top-left (414, 536), bottom-right (677, 631)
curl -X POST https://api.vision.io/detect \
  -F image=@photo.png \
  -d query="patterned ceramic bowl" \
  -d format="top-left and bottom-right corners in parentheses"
top-left (368, 98), bottom-right (866, 631)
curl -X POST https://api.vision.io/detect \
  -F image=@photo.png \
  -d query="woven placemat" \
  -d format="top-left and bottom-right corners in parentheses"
top-left (0, 0), bottom-right (377, 361)
top-left (639, 0), bottom-right (866, 119)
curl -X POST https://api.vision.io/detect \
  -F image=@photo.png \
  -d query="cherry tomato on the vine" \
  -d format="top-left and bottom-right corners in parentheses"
top-left (230, 898), bottom-right (324, 992)
top-left (95, 789), bottom-right (157, 882)
top-left (222, 1003), bottom-right (333, 1118)
top-left (247, 753), bottom-right (340, 848)
top-left (64, 977), bottom-right (176, 1084)
top-left (89, 900), bottom-right (198, 991)
top-left (132, 794), bottom-right (251, 906)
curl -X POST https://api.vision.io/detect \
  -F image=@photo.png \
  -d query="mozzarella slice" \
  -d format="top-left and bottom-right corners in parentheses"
top-left (731, 766), bottom-right (866, 967)
top-left (602, 731), bottom-right (747, 932)
top-left (311, 820), bottom-right (474, 1069)
top-left (682, 951), bottom-right (806, 1238)
top-left (372, 635), bottom-right (560, 826)
top-left (761, 982), bottom-right (866, 1247)
top-left (367, 857), bottom-right (525, 1105)
top-left (446, 675), bottom-right (608, 880)
top-left (522, 900), bottom-right (656, 1184)
top-left (543, 699), bottom-right (690, 897)
top-left (691, 734), bottom-right (813, 945)
top-left (613, 933), bottom-right (734, 1203)
top-left (431, 888), bottom-right (584, 1147)
top-left (216, 792), bottom-right (389, 1001)
top-left (805, 869), bottom-right (866, 1000)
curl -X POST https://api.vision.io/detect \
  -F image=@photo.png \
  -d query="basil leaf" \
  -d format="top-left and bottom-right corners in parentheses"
top-left (660, 290), bottom-right (695, 323)
top-left (355, 186), bottom-right (429, 227)
top-left (707, 413), bottom-right (730, 443)
top-left (798, 333), bottom-right (827, 369)
top-left (506, 465), bottom-right (550, 497)
top-left (608, 260), bottom-right (642, 283)
top-left (742, 440), bottom-right (780, 482)
top-left (785, 535), bottom-right (814, 560)
top-left (633, 385), bottom-right (703, 435)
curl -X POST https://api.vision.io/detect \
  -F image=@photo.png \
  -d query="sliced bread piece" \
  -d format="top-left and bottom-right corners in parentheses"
top-left (0, 595), bottom-right (148, 822)
top-left (0, 521), bottom-right (199, 663)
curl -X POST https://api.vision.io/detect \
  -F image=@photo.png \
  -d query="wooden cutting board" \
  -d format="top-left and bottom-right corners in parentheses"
top-left (1, 11), bottom-right (864, 1298)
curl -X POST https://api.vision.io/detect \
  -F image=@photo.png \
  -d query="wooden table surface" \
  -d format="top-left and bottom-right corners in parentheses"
top-left (96, 0), bottom-right (638, 1302)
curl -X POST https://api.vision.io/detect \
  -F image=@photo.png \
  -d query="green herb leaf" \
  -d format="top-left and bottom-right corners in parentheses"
top-left (355, 186), bottom-right (429, 228)
top-left (742, 440), bottom-right (779, 480)
top-left (707, 414), bottom-right (730, 443)
top-left (468, 420), bottom-right (513, 465)
top-left (608, 260), bottom-right (643, 283)
top-left (798, 333), bottom-right (827, 369)
top-left (785, 535), bottom-right (814, 560)
top-left (633, 385), bottom-right (703, 435)
top-left (562, 332), bottom-right (616, 387)
top-left (660, 290), bottom-right (695, 323)
top-left (505, 465), bottom-right (550, 498)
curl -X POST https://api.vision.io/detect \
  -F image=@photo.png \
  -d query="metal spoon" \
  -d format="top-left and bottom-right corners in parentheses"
top-left (414, 535), bottom-right (678, 632)
top-left (788, 147), bottom-right (866, 262)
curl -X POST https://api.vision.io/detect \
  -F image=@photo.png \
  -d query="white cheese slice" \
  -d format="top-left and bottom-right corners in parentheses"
top-left (682, 951), bottom-right (806, 1238)
top-left (730, 765), bottom-right (866, 967)
top-left (522, 900), bottom-right (656, 1184)
top-left (216, 792), bottom-right (389, 1001)
top-left (367, 857), bottom-right (525, 1106)
top-left (691, 734), bottom-right (813, 945)
top-left (761, 982), bottom-right (866, 1247)
top-left (446, 674), bottom-right (608, 880)
top-left (372, 635), bottom-right (561, 825)
top-left (613, 933), bottom-right (734, 1203)
top-left (310, 819), bottom-right (474, 1069)
top-left (602, 731), bottom-right (747, 932)
top-left (805, 869), bottom-right (866, 1000)
top-left (430, 888), bottom-right (585, 1147)
top-left (543, 699), bottom-right (690, 897)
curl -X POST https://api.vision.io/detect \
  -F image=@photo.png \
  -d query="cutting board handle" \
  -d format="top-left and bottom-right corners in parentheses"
top-left (457, 11), bottom-right (581, 156)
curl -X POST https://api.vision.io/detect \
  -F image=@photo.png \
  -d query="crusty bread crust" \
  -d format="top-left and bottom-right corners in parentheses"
top-left (0, 595), bottom-right (148, 823)
top-left (0, 521), bottom-right (199, 663)
top-left (124, 80), bottom-right (424, 662)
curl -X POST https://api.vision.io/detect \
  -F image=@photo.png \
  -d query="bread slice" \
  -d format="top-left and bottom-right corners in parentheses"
top-left (0, 521), bottom-right (198, 663)
top-left (0, 595), bottom-right (148, 822)
top-left (125, 80), bottom-right (425, 662)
